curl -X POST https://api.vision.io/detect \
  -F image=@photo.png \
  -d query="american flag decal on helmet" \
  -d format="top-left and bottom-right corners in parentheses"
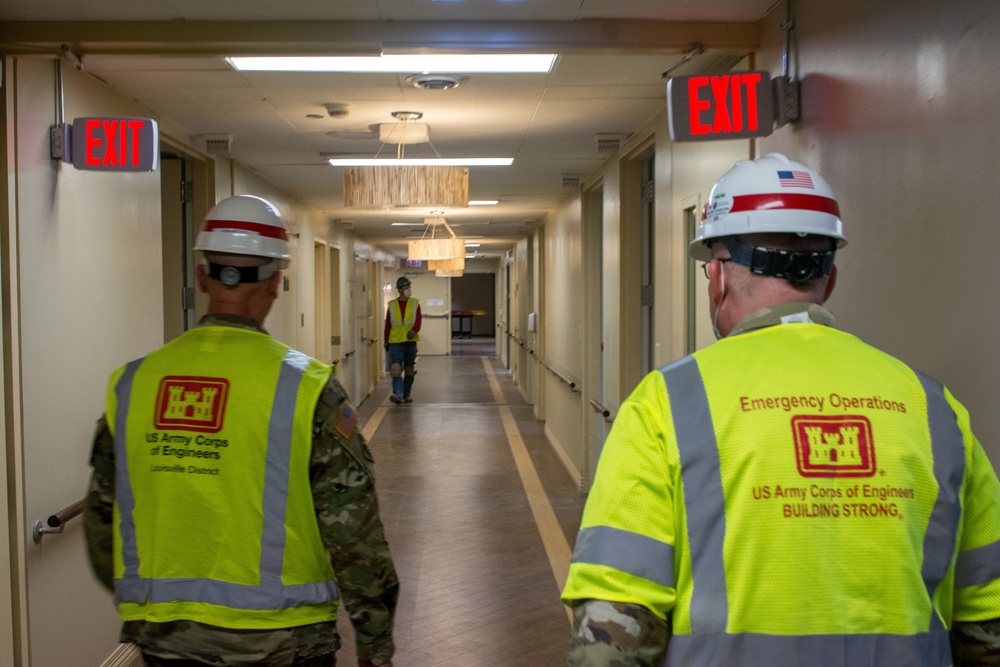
top-left (777, 170), bottom-right (814, 188)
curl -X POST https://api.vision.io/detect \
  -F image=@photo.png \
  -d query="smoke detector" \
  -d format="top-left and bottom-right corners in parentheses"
top-left (406, 74), bottom-right (465, 90)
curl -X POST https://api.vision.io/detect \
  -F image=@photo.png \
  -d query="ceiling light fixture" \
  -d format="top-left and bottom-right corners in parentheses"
top-left (227, 54), bottom-right (556, 73)
top-left (331, 158), bottom-right (511, 167)
top-left (341, 110), bottom-right (509, 208)
top-left (468, 200), bottom-right (499, 206)
top-left (408, 216), bottom-right (465, 260)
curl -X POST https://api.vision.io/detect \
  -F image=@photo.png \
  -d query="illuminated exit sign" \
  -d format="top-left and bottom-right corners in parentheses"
top-left (66, 117), bottom-right (159, 171)
top-left (667, 72), bottom-right (774, 142)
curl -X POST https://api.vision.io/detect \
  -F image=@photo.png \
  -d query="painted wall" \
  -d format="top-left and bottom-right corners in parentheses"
top-left (11, 59), bottom-right (164, 667)
top-left (758, 0), bottom-right (1000, 465)
top-left (2, 58), bottom-right (374, 667)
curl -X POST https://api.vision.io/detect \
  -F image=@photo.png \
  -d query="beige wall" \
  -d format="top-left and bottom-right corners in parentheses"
top-left (758, 0), bottom-right (1000, 465)
top-left (1, 57), bottom-right (372, 667)
top-left (10, 59), bottom-right (165, 667)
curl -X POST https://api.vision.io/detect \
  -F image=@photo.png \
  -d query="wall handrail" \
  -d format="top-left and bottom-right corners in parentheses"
top-left (589, 398), bottom-right (613, 420)
top-left (33, 499), bottom-right (84, 544)
top-left (532, 351), bottom-right (581, 392)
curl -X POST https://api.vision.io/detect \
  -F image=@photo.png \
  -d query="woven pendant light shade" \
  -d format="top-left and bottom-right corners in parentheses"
top-left (435, 269), bottom-right (464, 277)
top-left (428, 257), bottom-right (465, 271)
top-left (408, 237), bottom-right (465, 260)
top-left (344, 165), bottom-right (469, 208)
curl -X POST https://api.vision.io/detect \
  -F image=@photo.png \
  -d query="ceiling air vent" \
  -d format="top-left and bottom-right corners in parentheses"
top-left (324, 103), bottom-right (351, 118)
top-left (594, 133), bottom-right (626, 156)
top-left (406, 74), bottom-right (465, 91)
top-left (201, 134), bottom-right (232, 157)
top-left (561, 174), bottom-right (582, 188)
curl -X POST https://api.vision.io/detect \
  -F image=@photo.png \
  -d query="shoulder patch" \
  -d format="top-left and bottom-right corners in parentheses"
top-left (334, 403), bottom-right (359, 440)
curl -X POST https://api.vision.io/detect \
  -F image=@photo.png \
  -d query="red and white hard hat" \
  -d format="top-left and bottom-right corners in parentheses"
top-left (690, 153), bottom-right (846, 261)
top-left (194, 195), bottom-right (291, 268)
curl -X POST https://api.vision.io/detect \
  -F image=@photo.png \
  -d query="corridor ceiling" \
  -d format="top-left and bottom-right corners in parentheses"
top-left (0, 1), bottom-right (774, 260)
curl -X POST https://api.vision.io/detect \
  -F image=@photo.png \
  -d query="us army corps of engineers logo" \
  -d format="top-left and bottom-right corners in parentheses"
top-left (154, 376), bottom-right (230, 433)
top-left (791, 415), bottom-right (876, 478)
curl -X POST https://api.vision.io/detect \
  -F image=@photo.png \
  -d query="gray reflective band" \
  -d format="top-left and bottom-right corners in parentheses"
top-left (115, 349), bottom-right (338, 610)
top-left (666, 630), bottom-right (951, 667)
top-left (914, 369), bottom-right (965, 632)
top-left (116, 576), bottom-right (337, 609)
top-left (258, 349), bottom-right (309, 586)
top-left (115, 358), bottom-right (145, 588)
top-left (956, 539), bottom-right (1000, 588)
top-left (661, 356), bottom-right (728, 633)
top-left (572, 525), bottom-right (674, 588)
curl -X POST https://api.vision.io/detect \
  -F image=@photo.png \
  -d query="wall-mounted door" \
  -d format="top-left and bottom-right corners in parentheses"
top-left (160, 154), bottom-right (197, 341)
top-left (408, 273), bottom-right (451, 356)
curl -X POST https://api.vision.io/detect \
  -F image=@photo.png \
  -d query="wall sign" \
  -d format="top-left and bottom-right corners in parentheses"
top-left (667, 72), bottom-right (774, 142)
top-left (64, 117), bottom-right (159, 171)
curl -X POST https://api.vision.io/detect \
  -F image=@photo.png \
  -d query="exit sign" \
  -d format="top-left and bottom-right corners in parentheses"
top-left (667, 72), bottom-right (774, 142)
top-left (66, 117), bottom-right (159, 171)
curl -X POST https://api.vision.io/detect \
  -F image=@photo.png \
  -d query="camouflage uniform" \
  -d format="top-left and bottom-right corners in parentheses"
top-left (84, 315), bottom-right (399, 666)
top-left (566, 304), bottom-right (1000, 667)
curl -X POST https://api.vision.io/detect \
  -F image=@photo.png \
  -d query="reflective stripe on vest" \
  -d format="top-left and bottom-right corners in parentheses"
top-left (955, 538), bottom-right (1000, 588)
top-left (571, 525), bottom-right (675, 588)
top-left (113, 348), bottom-right (338, 610)
top-left (658, 356), bottom-right (960, 667)
top-left (388, 298), bottom-right (418, 344)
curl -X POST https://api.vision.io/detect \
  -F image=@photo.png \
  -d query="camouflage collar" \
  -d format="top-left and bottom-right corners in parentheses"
top-left (729, 302), bottom-right (840, 337)
top-left (197, 313), bottom-right (269, 335)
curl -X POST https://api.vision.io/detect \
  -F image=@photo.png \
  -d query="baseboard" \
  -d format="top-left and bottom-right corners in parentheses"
top-left (100, 643), bottom-right (143, 667)
top-left (543, 424), bottom-right (584, 489)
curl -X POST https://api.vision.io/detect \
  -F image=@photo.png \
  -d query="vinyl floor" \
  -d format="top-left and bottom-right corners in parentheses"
top-left (335, 343), bottom-right (586, 667)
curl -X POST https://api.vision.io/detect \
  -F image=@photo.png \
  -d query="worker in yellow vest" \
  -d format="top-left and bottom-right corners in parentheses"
top-left (383, 276), bottom-right (421, 404)
top-left (562, 154), bottom-right (1000, 666)
top-left (83, 195), bottom-right (398, 667)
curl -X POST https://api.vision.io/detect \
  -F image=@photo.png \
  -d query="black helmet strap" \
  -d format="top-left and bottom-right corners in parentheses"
top-left (721, 239), bottom-right (835, 287)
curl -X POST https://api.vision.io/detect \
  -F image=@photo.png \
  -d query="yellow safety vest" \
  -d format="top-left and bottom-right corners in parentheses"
top-left (106, 325), bottom-right (338, 629)
top-left (388, 298), bottom-right (420, 343)
top-left (563, 322), bottom-right (1000, 666)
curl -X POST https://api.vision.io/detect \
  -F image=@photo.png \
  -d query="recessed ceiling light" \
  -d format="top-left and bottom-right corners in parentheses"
top-left (468, 200), bottom-right (499, 206)
top-left (227, 54), bottom-right (556, 73)
top-left (465, 243), bottom-right (481, 248)
top-left (391, 222), bottom-right (425, 226)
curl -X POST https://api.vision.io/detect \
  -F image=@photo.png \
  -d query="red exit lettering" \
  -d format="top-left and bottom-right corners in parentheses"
top-left (84, 119), bottom-right (146, 167)
top-left (687, 73), bottom-right (762, 136)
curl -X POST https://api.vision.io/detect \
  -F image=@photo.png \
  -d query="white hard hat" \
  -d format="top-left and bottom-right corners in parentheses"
top-left (195, 195), bottom-right (291, 268)
top-left (690, 153), bottom-right (846, 261)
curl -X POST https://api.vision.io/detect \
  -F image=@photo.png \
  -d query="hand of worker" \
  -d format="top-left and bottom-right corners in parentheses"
top-left (406, 330), bottom-right (415, 340)
top-left (384, 342), bottom-right (389, 351)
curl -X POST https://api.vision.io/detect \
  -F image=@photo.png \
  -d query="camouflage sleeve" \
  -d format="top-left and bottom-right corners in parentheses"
top-left (567, 599), bottom-right (670, 667)
top-left (311, 376), bottom-right (399, 665)
top-left (83, 415), bottom-right (116, 593)
top-left (952, 618), bottom-right (1000, 667)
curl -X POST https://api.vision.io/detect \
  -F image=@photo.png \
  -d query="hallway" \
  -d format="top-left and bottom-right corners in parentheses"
top-left (337, 348), bottom-right (585, 666)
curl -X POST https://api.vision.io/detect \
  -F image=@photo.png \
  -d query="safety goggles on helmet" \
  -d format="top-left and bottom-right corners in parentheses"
top-left (690, 153), bottom-right (846, 262)
top-left (205, 260), bottom-right (281, 286)
top-left (718, 237), bottom-right (835, 287)
top-left (195, 195), bottom-right (291, 268)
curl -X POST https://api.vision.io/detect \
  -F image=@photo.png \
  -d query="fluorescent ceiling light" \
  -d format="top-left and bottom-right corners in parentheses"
top-left (329, 158), bottom-right (512, 166)
top-left (468, 200), bottom-right (499, 206)
top-left (391, 222), bottom-right (425, 226)
top-left (228, 54), bottom-right (556, 73)
top-left (465, 243), bottom-right (481, 247)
